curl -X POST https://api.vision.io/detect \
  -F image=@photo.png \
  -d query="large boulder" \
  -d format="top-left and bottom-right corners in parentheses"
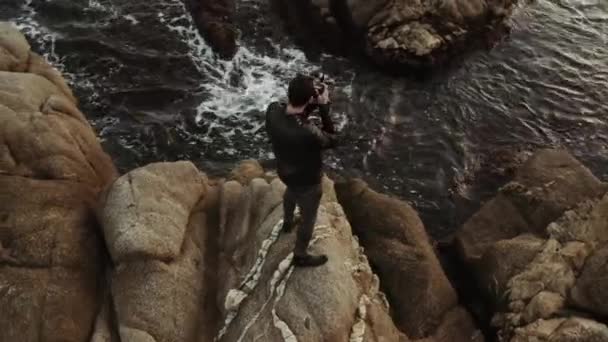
top-left (97, 162), bottom-right (209, 342)
top-left (335, 179), bottom-right (480, 341)
top-left (0, 22), bottom-right (117, 342)
top-left (272, 0), bottom-right (519, 68)
top-left (215, 177), bottom-right (407, 342)
top-left (100, 161), bottom-right (206, 262)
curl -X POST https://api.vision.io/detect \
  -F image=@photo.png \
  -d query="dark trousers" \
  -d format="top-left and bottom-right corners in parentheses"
top-left (283, 184), bottom-right (322, 256)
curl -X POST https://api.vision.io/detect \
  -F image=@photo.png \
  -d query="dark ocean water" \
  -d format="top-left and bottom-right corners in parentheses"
top-left (2, 0), bottom-right (607, 237)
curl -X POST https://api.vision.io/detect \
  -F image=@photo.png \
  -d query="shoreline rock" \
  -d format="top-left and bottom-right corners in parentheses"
top-left (271, 0), bottom-right (518, 69)
top-left (336, 178), bottom-right (483, 341)
top-left (454, 149), bottom-right (608, 341)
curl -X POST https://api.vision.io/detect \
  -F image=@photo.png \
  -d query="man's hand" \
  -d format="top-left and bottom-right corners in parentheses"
top-left (315, 84), bottom-right (330, 105)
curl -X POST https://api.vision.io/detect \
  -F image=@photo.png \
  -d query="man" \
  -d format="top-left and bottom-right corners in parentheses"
top-left (265, 74), bottom-right (338, 267)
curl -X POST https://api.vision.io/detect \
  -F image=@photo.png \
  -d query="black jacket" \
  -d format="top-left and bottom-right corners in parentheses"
top-left (265, 102), bottom-right (337, 187)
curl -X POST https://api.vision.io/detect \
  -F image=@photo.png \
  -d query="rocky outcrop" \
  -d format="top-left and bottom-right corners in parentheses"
top-left (454, 149), bottom-right (608, 341)
top-left (95, 161), bottom-right (210, 342)
top-left (92, 161), bottom-right (409, 342)
top-left (214, 176), bottom-right (408, 342)
top-left (0, 22), bottom-right (117, 342)
top-left (272, 0), bottom-right (518, 68)
top-left (187, 0), bottom-right (238, 59)
top-left (336, 179), bottom-right (483, 341)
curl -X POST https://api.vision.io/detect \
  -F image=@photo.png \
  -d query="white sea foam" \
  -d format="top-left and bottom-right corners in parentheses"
top-left (123, 14), bottom-right (139, 25)
top-left (13, 0), bottom-right (65, 71)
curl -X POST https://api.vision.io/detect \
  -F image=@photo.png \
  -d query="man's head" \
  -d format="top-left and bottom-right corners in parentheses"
top-left (288, 74), bottom-right (316, 107)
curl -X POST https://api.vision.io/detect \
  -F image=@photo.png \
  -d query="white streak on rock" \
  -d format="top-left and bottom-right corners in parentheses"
top-left (349, 295), bottom-right (370, 342)
top-left (236, 254), bottom-right (295, 342)
top-left (220, 218), bottom-right (328, 341)
top-left (224, 289), bottom-right (248, 312)
top-left (216, 218), bottom-right (284, 340)
top-left (241, 218), bottom-right (284, 291)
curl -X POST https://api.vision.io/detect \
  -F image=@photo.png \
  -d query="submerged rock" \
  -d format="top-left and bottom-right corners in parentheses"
top-left (186, 0), bottom-right (238, 59)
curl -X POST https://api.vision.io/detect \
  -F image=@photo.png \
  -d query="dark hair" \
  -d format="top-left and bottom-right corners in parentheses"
top-left (288, 74), bottom-right (316, 107)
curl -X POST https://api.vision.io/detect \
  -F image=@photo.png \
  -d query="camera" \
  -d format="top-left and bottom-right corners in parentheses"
top-left (312, 72), bottom-right (326, 98)
top-left (311, 71), bottom-right (334, 98)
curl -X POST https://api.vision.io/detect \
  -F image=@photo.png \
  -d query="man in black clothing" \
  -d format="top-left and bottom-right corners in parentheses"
top-left (265, 74), bottom-right (337, 267)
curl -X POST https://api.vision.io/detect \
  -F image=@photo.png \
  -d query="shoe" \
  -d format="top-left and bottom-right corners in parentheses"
top-left (293, 254), bottom-right (328, 267)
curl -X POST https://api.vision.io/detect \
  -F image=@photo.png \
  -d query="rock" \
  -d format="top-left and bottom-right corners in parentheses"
top-left (455, 149), bottom-right (608, 341)
top-left (456, 193), bottom-right (530, 264)
top-left (477, 234), bottom-right (545, 300)
top-left (100, 161), bottom-right (206, 263)
top-left (547, 193), bottom-right (608, 248)
top-left (90, 288), bottom-right (121, 342)
top-left (0, 21), bottom-right (30, 72)
top-left (0, 22), bottom-right (116, 342)
top-left (228, 159), bottom-right (264, 185)
top-left (488, 239), bottom-right (579, 339)
top-left (0, 23), bottom-right (75, 101)
top-left (346, 0), bottom-right (390, 30)
top-left (559, 241), bottom-right (590, 271)
top-left (570, 243), bottom-right (608, 317)
top-left (511, 318), bottom-right (566, 342)
top-left (513, 317), bottom-right (608, 342)
top-left (438, 0), bottom-right (488, 25)
top-left (187, 0), bottom-right (238, 59)
top-left (430, 307), bottom-right (485, 342)
top-left (216, 177), bottom-right (406, 342)
top-left (335, 179), bottom-right (465, 339)
top-left (27, 52), bottom-right (76, 103)
top-left (547, 317), bottom-right (608, 342)
top-left (507, 240), bottom-right (575, 302)
top-left (0, 71), bottom-right (116, 190)
top-left (111, 237), bottom-right (204, 342)
top-left (100, 163), bottom-right (214, 342)
top-left (522, 291), bottom-right (565, 323)
top-left (456, 149), bottom-right (606, 266)
top-left (505, 149), bottom-right (607, 233)
top-left (271, 0), bottom-right (348, 53)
